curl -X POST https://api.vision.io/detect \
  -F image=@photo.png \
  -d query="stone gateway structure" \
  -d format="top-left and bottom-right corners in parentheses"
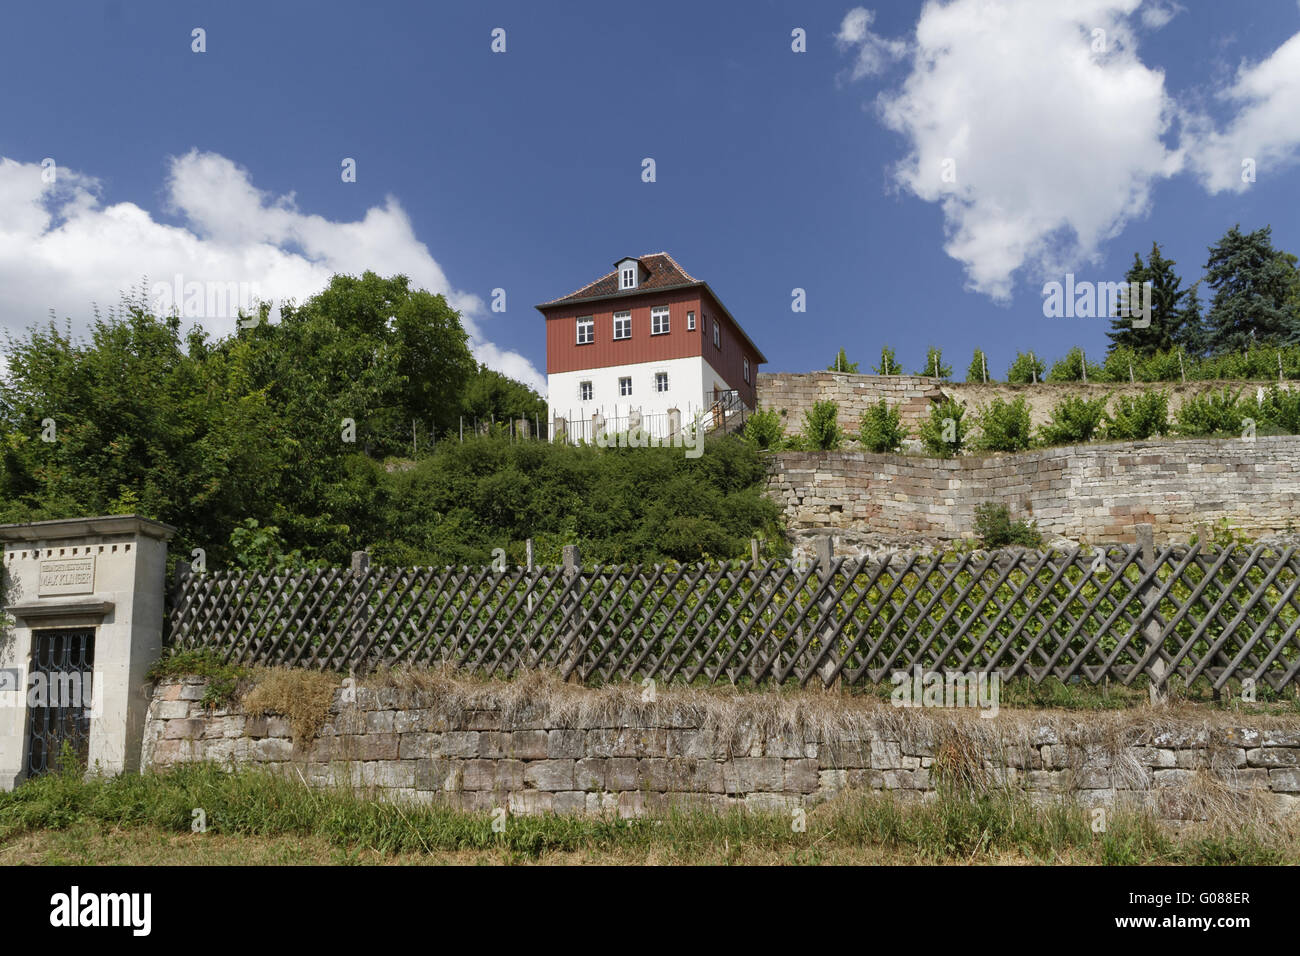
top-left (0, 515), bottom-right (174, 789)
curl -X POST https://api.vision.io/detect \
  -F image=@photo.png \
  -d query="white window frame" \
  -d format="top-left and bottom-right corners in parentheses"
top-left (621, 268), bottom-right (635, 289)
top-left (579, 381), bottom-right (593, 402)
top-left (713, 319), bottom-right (721, 349)
top-left (744, 357), bottom-right (750, 383)
top-left (651, 306), bottom-right (670, 335)
top-left (613, 311), bottom-right (631, 340)
top-left (619, 376), bottom-right (632, 397)
top-left (576, 317), bottom-right (594, 345)
top-left (687, 310), bottom-right (696, 331)
top-left (655, 371), bottom-right (669, 393)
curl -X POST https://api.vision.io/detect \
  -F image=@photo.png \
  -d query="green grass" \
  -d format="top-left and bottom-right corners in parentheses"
top-left (1, 762), bottom-right (1293, 865)
top-left (148, 649), bottom-right (250, 706)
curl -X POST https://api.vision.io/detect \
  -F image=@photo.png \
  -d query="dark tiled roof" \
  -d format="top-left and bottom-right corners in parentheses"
top-left (539, 252), bottom-right (699, 306)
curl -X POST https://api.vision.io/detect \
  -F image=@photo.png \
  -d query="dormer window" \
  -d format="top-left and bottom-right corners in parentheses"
top-left (615, 257), bottom-right (641, 290)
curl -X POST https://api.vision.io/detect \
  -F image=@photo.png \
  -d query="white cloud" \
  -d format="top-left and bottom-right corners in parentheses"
top-left (1184, 31), bottom-right (1300, 193)
top-left (0, 150), bottom-right (545, 394)
top-left (840, 2), bottom-right (1300, 301)
top-left (836, 8), bottom-right (908, 80)
top-left (1140, 0), bottom-right (1182, 29)
top-left (845, 0), bottom-right (1182, 301)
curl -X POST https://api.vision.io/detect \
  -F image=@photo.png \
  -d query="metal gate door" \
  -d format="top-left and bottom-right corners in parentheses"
top-left (25, 628), bottom-right (95, 777)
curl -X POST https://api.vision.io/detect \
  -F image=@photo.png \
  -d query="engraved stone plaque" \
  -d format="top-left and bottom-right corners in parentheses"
top-left (38, 556), bottom-right (95, 596)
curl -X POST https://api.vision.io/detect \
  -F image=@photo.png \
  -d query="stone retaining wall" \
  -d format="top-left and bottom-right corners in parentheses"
top-left (142, 678), bottom-right (1300, 821)
top-left (755, 371), bottom-right (1288, 437)
top-left (766, 436), bottom-right (1300, 544)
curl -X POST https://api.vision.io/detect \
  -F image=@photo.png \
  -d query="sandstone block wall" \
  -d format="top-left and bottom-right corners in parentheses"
top-left (142, 678), bottom-right (1300, 821)
top-left (756, 371), bottom-right (1290, 437)
top-left (756, 372), bottom-right (945, 434)
top-left (766, 436), bottom-right (1300, 543)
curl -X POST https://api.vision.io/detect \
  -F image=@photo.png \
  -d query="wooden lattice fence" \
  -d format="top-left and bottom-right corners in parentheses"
top-left (166, 538), bottom-right (1300, 692)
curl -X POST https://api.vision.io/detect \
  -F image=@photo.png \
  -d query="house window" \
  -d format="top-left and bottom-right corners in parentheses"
top-left (580, 381), bottom-right (593, 402)
top-left (655, 372), bottom-right (669, 393)
top-left (576, 317), bottom-right (594, 345)
top-left (651, 306), bottom-right (670, 335)
top-left (687, 310), bottom-right (695, 331)
top-left (619, 376), bottom-right (632, 397)
top-left (713, 320), bottom-right (720, 349)
top-left (621, 268), bottom-right (635, 289)
top-left (744, 357), bottom-right (750, 383)
top-left (613, 311), bottom-right (631, 340)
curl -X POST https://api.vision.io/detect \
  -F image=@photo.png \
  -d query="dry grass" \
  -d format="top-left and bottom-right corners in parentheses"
top-left (242, 668), bottom-right (341, 743)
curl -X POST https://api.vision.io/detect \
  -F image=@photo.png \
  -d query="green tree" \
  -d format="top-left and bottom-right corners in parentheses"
top-left (1046, 346), bottom-right (1102, 382)
top-left (918, 398), bottom-right (968, 457)
top-left (858, 400), bottom-right (908, 453)
top-left (1105, 243), bottom-right (1190, 356)
top-left (1039, 395), bottom-right (1109, 445)
top-left (916, 346), bottom-right (952, 380)
top-left (1203, 225), bottom-right (1300, 352)
top-left (800, 400), bottom-right (843, 450)
top-left (742, 407), bottom-right (785, 449)
top-left (975, 397), bottom-right (1032, 451)
top-left (459, 364), bottom-right (546, 431)
top-left (1006, 351), bottom-right (1045, 384)
top-left (873, 347), bottom-right (901, 375)
top-left (827, 348), bottom-right (859, 373)
top-left (966, 348), bottom-right (992, 383)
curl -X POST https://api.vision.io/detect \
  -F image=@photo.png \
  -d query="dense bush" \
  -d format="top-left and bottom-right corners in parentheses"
top-left (1174, 387), bottom-right (1246, 437)
top-left (975, 397), bottom-right (1033, 452)
top-left (800, 400), bottom-right (843, 450)
top-left (966, 348), bottom-right (993, 383)
top-left (1046, 347), bottom-right (1104, 383)
top-left (1104, 391), bottom-right (1169, 440)
top-left (919, 398), bottom-right (968, 457)
top-left (1258, 385), bottom-right (1300, 434)
top-left (858, 400), bottom-right (908, 453)
top-left (917, 346), bottom-right (952, 380)
top-left (973, 503), bottom-right (1043, 549)
top-left (1006, 352), bottom-right (1046, 384)
top-left (742, 407), bottom-right (785, 449)
top-left (1039, 395), bottom-right (1110, 446)
top-left (873, 347), bottom-right (902, 376)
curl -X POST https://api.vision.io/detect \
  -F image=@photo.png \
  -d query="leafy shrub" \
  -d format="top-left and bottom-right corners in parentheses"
top-left (919, 398), bottom-right (968, 457)
top-left (873, 347), bottom-right (902, 375)
top-left (827, 348), bottom-right (859, 373)
top-left (1039, 395), bottom-right (1110, 446)
top-left (974, 502), bottom-right (1043, 549)
top-left (966, 348), bottom-right (992, 383)
top-left (1046, 347), bottom-right (1103, 383)
top-left (858, 400), bottom-right (908, 453)
top-left (743, 407), bottom-right (785, 449)
top-left (975, 397), bottom-right (1033, 451)
top-left (1006, 352), bottom-right (1046, 384)
top-left (1257, 385), bottom-right (1300, 435)
top-left (1174, 387), bottom-right (1245, 436)
top-left (801, 400), bottom-right (843, 450)
top-left (1104, 391), bottom-right (1169, 440)
top-left (918, 346), bottom-right (952, 380)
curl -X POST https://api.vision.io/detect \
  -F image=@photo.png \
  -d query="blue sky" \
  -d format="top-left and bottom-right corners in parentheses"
top-left (2, 0), bottom-right (1299, 392)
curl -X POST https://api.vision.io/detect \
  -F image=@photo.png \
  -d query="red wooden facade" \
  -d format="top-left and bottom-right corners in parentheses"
top-left (538, 258), bottom-right (765, 409)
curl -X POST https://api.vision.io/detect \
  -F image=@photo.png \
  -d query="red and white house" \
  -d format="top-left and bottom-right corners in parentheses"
top-left (536, 253), bottom-right (767, 441)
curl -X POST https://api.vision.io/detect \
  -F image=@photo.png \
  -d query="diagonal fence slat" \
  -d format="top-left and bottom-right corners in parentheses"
top-left (165, 544), bottom-right (1300, 690)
